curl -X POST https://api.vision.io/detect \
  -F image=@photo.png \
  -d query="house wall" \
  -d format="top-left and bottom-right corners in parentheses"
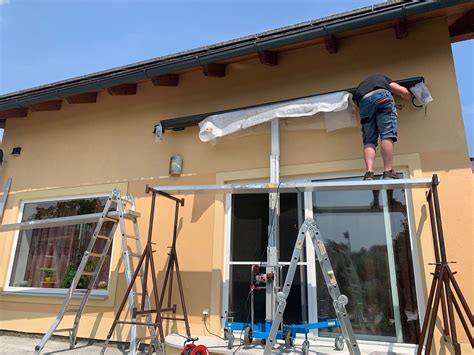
top-left (0, 16), bottom-right (472, 353)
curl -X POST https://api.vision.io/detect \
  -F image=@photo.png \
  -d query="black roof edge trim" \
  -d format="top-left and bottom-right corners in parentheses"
top-left (155, 76), bottom-right (423, 133)
top-left (0, 0), bottom-right (466, 111)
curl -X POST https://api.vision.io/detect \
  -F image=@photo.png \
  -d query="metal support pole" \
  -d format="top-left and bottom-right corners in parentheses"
top-left (431, 174), bottom-right (447, 263)
top-left (426, 191), bottom-right (449, 336)
top-left (266, 118), bottom-right (280, 321)
top-left (0, 178), bottom-right (11, 222)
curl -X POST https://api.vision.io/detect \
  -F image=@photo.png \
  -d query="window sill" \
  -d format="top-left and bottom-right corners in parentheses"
top-left (1, 287), bottom-right (109, 299)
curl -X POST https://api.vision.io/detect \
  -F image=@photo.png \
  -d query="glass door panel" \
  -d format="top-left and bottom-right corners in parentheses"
top-left (228, 192), bottom-right (308, 324)
top-left (311, 177), bottom-right (419, 343)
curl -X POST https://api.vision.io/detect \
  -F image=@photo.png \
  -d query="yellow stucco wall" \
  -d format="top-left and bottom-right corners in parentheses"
top-left (0, 16), bottom-right (472, 353)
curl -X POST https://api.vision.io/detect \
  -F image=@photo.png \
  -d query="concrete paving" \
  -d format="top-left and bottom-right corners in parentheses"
top-left (0, 332), bottom-right (126, 354)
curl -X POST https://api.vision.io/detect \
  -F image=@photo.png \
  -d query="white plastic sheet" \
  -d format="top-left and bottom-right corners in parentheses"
top-left (198, 91), bottom-right (355, 142)
top-left (409, 82), bottom-right (433, 106)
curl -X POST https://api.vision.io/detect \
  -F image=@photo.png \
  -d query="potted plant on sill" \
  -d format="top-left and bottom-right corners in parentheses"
top-left (40, 268), bottom-right (56, 288)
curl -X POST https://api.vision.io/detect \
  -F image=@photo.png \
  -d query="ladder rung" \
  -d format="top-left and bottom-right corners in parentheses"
top-left (128, 252), bottom-right (142, 258)
top-left (124, 210), bottom-right (141, 219)
top-left (160, 307), bottom-right (176, 313)
top-left (89, 252), bottom-right (104, 258)
top-left (81, 271), bottom-right (96, 276)
top-left (126, 235), bottom-right (140, 240)
top-left (96, 235), bottom-right (110, 240)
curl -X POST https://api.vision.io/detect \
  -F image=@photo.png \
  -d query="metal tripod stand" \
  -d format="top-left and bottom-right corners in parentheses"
top-left (150, 187), bottom-right (191, 338)
top-left (417, 174), bottom-right (473, 354)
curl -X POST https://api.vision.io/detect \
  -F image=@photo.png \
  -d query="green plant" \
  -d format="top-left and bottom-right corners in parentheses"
top-left (60, 262), bottom-right (89, 289)
top-left (43, 269), bottom-right (54, 277)
top-left (60, 263), bottom-right (77, 288)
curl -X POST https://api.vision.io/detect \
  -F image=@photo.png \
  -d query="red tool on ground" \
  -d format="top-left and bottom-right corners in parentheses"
top-left (181, 338), bottom-right (209, 355)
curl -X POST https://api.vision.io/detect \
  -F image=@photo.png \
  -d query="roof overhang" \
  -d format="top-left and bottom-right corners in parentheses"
top-left (0, 0), bottom-right (471, 119)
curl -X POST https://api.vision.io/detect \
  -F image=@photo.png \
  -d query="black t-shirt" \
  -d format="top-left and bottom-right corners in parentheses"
top-left (353, 74), bottom-right (393, 105)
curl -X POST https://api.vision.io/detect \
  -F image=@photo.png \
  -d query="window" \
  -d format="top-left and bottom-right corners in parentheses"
top-left (8, 196), bottom-right (115, 292)
top-left (225, 174), bottom-right (421, 345)
top-left (312, 176), bottom-right (420, 343)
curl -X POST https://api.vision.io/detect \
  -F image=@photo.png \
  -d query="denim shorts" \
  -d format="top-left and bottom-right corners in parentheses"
top-left (359, 89), bottom-right (398, 146)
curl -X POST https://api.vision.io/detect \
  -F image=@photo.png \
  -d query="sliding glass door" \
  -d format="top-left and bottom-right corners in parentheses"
top-left (228, 193), bottom-right (308, 325)
top-left (225, 175), bottom-right (420, 344)
top-left (309, 176), bottom-right (420, 343)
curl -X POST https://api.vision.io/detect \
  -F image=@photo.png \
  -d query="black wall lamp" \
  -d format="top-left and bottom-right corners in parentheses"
top-left (11, 147), bottom-right (21, 156)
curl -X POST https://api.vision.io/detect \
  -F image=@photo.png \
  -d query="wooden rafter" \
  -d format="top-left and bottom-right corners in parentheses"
top-left (449, 9), bottom-right (474, 42)
top-left (202, 63), bottom-right (226, 77)
top-left (66, 92), bottom-right (98, 104)
top-left (324, 35), bottom-right (338, 54)
top-left (0, 108), bottom-right (28, 119)
top-left (107, 83), bottom-right (137, 96)
top-left (29, 100), bottom-right (62, 111)
top-left (151, 74), bottom-right (179, 86)
top-left (395, 18), bottom-right (409, 39)
top-left (258, 50), bottom-right (278, 66)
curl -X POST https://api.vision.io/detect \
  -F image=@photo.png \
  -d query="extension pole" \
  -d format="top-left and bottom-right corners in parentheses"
top-left (266, 118), bottom-right (280, 321)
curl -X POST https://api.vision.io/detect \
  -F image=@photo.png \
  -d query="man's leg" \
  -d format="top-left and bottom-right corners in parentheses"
top-left (380, 138), bottom-right (394, 171)
top-left (363, 144), bottom-right (376, 172)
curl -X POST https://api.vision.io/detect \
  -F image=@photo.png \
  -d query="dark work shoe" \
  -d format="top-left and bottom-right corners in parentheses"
top-left (363, 171), bottom-right (375, 180)
top-left (383, 170), bottom-right (400, 179)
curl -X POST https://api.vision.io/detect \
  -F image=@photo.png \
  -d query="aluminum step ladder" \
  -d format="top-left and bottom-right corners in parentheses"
top-left (263, 218), bottom-right (361, 355)
top-left (33, 190), bottom-right (156, 354)
top-left (115, 193), bottom-right (161, 355)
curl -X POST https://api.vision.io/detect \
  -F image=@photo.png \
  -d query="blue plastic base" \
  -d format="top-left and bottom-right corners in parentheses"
top-left (224, 319), bottom-right (340, 340)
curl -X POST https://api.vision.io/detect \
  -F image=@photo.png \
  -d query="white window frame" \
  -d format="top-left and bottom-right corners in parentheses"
top-left (3, 193), bottom-right (115, 299)
top-left (222, 170), bottom-right (425, 347)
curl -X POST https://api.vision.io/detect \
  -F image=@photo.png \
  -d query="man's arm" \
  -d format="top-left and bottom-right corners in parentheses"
top-left (389, 82), bottom-right (412, 101)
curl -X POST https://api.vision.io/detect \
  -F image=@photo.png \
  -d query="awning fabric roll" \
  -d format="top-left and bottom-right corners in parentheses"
top-left (198, 91), bottom-right (355, 142)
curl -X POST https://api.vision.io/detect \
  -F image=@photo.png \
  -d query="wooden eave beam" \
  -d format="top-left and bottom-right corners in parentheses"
top-left (449, 9), bottom-right (474, 42)
top-left (0, 108), bottom-right (28, 119)
top-left (107, 83), bottom-right (137, 96)
top-left (151, 74), bottom-right (179, 86)
top-left (395, 18), bottom-right (409, 39)
top-left (29, 99), bottom-right (62, 111)
top-left (258, 50), bottom-right (278, 66)
top-left (202, 63), bottom-right (226, 77)
top-left (66, 92), bottom-right (98, 104)
top-left (324, 35), bottom-right (338, 54)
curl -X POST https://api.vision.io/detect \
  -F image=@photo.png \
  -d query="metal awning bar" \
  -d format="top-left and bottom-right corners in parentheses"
top-left (0, 211), bottom-right (122, 232)
top-left (149, 178), bottom-right (433, 195)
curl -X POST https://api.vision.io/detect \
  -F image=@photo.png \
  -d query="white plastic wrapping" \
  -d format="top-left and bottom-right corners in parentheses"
top-left (198, 91), bottom-right (355, 142)
top-left (410, 82), bottom-right (433, 106)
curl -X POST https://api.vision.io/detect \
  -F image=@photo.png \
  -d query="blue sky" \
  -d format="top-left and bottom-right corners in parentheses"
top-left (0, 0), bottom-right (472, 155)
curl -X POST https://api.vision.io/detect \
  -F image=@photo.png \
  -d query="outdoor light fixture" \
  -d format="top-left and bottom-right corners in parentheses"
top-left (11, 147), bottom-right (21, 156)
top-left (169, 155), bottom-right (183, 175)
